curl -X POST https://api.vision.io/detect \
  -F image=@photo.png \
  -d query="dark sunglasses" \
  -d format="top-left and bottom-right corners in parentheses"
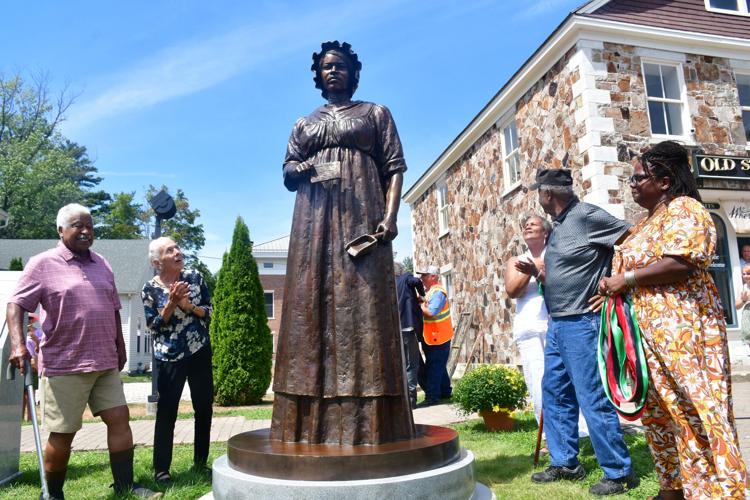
top-left (628, 174), bottom-right (651, 186)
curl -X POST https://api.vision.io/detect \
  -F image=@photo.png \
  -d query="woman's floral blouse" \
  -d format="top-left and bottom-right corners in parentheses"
top-left (141, 268), bottom-right (212, 362)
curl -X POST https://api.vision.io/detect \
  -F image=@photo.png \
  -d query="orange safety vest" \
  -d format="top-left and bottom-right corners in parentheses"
top-left (423, 285), bottom-right (454, 345)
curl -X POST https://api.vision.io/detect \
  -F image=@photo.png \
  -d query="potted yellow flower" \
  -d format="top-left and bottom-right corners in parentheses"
top-left (452, 364), bottom-right (528, 431)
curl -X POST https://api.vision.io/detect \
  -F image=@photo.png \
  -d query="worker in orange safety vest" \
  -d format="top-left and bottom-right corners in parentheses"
top-left (416, 265), bottom-right (453, 408)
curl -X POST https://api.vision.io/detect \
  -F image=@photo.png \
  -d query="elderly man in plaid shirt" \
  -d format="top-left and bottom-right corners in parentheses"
top-left (6, 203), bottom-right (160, 499)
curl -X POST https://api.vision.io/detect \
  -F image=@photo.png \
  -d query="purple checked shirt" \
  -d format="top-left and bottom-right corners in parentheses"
top-left (9, 242), bottom-right (122, 376)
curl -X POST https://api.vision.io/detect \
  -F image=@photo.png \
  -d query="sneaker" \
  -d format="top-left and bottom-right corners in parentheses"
top-left (531, 464), bottom-right (586, 483)
top-left (132, 483), bottom-right (164, 499)
top-left (589, 473), bottom-right (639, 496)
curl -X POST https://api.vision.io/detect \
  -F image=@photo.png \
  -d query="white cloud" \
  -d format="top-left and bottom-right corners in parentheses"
top-left (63, 1), bottom-right (406, 134)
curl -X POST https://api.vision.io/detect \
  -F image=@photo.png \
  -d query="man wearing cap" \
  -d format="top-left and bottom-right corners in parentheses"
top-left (524, 169), bottom-right (635, 496)
top-left (416, 265), bottom-right (453, 408)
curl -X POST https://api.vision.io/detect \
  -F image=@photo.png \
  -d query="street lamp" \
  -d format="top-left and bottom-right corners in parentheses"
top-left (147, 189), bottom-right (176, 415)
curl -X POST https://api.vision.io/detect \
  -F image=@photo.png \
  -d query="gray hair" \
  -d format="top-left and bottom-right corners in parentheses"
top-left (148, 237), bottom-right (175, 269)
top-left (394, 261), bottom-right (405, 276)
top-left (540, 184), bottom-right (574, 195)
top-left (520, 214), bottom-right (552, 235)
top-left (56, 203), bottom-right (91, 230)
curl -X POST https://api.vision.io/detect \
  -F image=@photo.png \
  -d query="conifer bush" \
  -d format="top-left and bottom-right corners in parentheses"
top-left (210, 217), bottom-right (273, 405)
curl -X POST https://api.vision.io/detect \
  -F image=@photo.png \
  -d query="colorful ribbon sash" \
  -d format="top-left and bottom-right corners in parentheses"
top-left (597, 294), bottom-right (649, 421)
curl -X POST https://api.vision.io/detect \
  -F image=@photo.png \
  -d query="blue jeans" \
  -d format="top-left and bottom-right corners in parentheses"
top-left (422, 341), bottom-right (452, 402)
top-left (542, 313), bottom-right (631, 479)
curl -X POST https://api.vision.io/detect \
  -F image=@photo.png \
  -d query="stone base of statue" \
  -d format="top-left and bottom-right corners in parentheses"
top-left (208, 424), bottom-right (493, 500)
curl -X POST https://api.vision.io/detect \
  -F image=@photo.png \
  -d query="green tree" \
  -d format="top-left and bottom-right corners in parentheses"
top-left (0, 74), bottom-right (106, 238)
top-left (210, 217), bottom-right (272, 405)
top-left (192, 258), bottom-right (216, 297)
top-left (402, 256), bottom-right (414, 274)
top-left (9, 257), bottom-right (23, 270)
top-left (95, 192), bottom-right (144, 239)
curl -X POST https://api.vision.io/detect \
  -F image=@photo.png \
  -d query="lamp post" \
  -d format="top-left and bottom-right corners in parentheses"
top-left (146, 189), bottom-right (176, 416)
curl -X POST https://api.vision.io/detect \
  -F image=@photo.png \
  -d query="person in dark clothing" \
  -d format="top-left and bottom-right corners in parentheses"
top-left (394, 262), bottom-right (425, 408)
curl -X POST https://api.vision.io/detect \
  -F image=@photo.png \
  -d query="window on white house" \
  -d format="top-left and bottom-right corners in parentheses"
top-left (437, 182), bottom-right (449, 235)
top-left (705, 0), bottom-right (750, 14)
top-left (263, 262), bottom-right (273, 268)
top-left (737, 73), bottom-right (750, 143)
top-left (264, 292), bottom-right (274, 319)
top-left (643, 62), bottom-right (687, 137)
top-left (501, 120), bottom-right (521, 188)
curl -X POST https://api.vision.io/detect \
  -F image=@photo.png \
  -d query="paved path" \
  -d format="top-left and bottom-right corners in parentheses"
top-left (20, 401), bottom-right (468, 452)
top-left (22, 378), bottom-right (750, 462)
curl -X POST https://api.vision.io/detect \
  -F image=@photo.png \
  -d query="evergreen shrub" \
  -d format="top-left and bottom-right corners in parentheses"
top-left (210, 217), bottom-right (273, 405)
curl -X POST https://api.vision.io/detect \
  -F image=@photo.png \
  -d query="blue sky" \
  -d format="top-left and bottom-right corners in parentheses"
top-left (2, 0), bottom-right (582, 271)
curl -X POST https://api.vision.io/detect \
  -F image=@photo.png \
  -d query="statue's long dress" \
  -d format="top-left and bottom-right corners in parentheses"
top-left (270, 101), bottom-right (415, 445)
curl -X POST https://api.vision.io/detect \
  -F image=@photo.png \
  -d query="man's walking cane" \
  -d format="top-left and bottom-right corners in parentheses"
top-left (8, 357), bottom-right (49, 499)
top-left (533, 409), bottom-right (544, 467)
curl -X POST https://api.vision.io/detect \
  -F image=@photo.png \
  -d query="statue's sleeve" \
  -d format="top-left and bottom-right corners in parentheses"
top-left (283, 118), bottom-right (306, 192)
top-left (373, 104), bottom-right (407, 180)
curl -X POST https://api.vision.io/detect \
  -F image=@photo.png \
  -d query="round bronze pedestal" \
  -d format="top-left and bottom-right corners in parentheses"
top-left (227, 424), bottom-right (460, 481)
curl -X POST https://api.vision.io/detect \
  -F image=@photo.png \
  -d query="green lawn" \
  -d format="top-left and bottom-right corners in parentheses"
top-left (461, 412), bottom-right (659, 499)
top-left (4, 411), bottom-right (659, 499)
top-left (120, 374), bottom-right (152, 384)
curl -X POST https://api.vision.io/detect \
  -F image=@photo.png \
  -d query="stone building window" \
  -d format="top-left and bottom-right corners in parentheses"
top-left (705, 0), bottom-right (750, 15)
top-left (737, 73), bottom-right (750, 143)
top-left (642, 62), bottom-right (687, 137)
top-left (437, 181), bottom-right (450, 235)
top-left (264, 291), bottom-right (274, 319)
top-left (501, 120), bottom-right (521, 190)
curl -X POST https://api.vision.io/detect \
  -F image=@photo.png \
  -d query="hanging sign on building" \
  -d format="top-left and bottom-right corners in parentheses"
top-left (726, 201), bottom-right (750, 233)
top-left (695, 154), bottom-right (750, 181)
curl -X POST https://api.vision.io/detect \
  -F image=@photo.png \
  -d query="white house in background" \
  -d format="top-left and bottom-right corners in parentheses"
top-left (253, 235), bottom-right (289, 352)
top-left (0, 239), bottom-right (153, 373)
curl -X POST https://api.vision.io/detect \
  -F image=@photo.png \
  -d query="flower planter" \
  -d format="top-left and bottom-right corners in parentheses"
top-left (479, 409), bottom-right (514, 432)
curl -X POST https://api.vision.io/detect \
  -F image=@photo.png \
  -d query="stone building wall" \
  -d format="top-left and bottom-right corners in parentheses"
top-left (409, 39), bottom-right (750, 365)
top-left (591, 42), bottom-right (748, 202)
top-left (411, 47), bottom-right (582, 364)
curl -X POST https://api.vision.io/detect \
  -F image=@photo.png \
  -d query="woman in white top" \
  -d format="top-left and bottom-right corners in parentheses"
top-left (505, 215), bottom-right (588, 436)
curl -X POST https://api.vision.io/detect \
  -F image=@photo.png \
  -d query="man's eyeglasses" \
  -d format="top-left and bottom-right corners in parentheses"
top-left (628, 174), bottom-right (651, 186)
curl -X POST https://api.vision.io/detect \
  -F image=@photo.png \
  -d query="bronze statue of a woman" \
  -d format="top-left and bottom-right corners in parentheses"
top-left (270, 41), bottom-right (415, 445)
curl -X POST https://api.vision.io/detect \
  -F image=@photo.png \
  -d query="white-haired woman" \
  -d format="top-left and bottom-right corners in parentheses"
top-left (505, 214), bottom-right (588, 438)
top-left (141, 237), bottom-right (213, 483)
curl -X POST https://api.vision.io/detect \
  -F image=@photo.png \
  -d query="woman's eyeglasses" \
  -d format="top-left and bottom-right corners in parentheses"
top-left (628, 174), bottom-right (651, 186)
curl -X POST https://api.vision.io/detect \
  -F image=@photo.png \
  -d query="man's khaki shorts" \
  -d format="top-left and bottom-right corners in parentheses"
top-left (41, 369), bottom-right (127, 433)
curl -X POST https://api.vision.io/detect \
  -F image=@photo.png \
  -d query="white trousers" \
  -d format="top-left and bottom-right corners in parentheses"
top-left (515, 330), bottom-right (589, 437)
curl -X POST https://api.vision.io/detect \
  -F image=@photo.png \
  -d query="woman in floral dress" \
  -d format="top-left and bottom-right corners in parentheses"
top-left (599, 141), bottom-right (746, 499)
top-left (142, 236), bottom-right (213, 483)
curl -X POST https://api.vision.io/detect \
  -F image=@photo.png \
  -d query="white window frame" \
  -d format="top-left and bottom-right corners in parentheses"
top-left (736, 71), bottom-right (750, 145)
top-left (704, 0), bottom-right (750, 16)
top-left (440, 263), bottom-right (455, 318)
top-left (499, 118), bottom-right (522, 193)
top-left (264, 290), bottom-right (275, 319)
top-left (436, 180), bottom-right (450, 237)
top-left (641, 59), bottom-right (691, 140)
top-left (263, 262), bottom-right (273, 269)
